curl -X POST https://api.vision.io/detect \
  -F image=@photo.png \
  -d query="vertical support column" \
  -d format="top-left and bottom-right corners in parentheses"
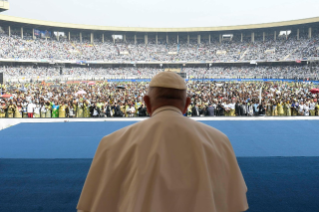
top-left (123, 34), bottom-right (126, 43)
top-left (56, 31), bottom-right (59, 41)
top-left (241, 33), bottom-right (243, 42)
top-left (187, 34), bottom-right (190, 44)
top-left (80, 32), bottom-right (82, 43)
top-left (177, 34), bottom-right (179, 44)
top-left (308, 27), bottom-right (312, 38)
top-left (144, 34), bottom-right (148, 45)
top-left (219, 34), bottom-right (222, 43)
top-left (102, 34), bottom-right (104, 43)
top-left (166, 34), bottom-right (169, 44)
top-left (297, 29), bottom-right (299, 40)
top-left (68, 32), bottom-right (71, 41)
top-left (197, 34), bottom-right (201, 44)
top-left (209, 34), bottom-right (211, 44)
top-left (263, 32), bottom-right (265, 42)
top-left (155, 34), bottom-right (158, 44)
top-left (134, 35), bottom-right (137, 44)
top-left (8, 26), bottom-right (10, 37)
top-left (274, 31), bottom-right (276, 41)
top-left (251, 32), bottom-right (255, 43)
top-left (21, 27), bottom-right (23, 39)
top-left (90, 33), bottom-right (94, 44)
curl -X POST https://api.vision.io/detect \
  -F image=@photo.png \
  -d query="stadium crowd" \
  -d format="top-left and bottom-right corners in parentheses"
top-left (1, 80), bottom-right (319, 118)
top-left (2, 65), bottom-right (318, 80)
top-left (0, 30), bottom-right (318, 62)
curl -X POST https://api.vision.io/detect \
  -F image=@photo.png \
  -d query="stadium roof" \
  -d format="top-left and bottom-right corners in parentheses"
top-left (0, 14), bottom-right (319, 33)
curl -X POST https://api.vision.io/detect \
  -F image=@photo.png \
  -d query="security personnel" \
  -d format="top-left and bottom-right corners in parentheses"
top-left (77, 72), bottom-right (248, 212)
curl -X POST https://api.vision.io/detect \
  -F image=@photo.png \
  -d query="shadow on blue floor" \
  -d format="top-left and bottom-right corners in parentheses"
top-left (0, 158), bottom-right (319, 212)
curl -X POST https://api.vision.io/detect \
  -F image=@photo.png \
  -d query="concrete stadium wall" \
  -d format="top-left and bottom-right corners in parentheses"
top-left (1, 117), bottom-right (319, 131)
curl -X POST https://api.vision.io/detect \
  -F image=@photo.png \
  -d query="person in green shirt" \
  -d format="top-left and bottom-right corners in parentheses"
top-left (51, 101), bottom-right (60, 118)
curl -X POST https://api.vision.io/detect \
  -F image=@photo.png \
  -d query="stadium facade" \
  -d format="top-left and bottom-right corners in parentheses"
top-left (0, 14), bottom-right (318, 82)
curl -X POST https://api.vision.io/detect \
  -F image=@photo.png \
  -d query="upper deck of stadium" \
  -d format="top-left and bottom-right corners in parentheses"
top-left (0, 14), bottom-right (318, 65)
top-left (0, 14), bottom-right (319, 36)
top-left (1, 14), bottom-right (319, 32)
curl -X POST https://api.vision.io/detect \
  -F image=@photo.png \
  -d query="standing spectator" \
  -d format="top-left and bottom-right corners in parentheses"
top-left (284, 100), bottom-right (291, 116)
top-left (298, 102), bottom-right (304, 116)
top-left (241, 101), bottom-right (247, 116)
top-left (104, 102), bottom-right (112, 117)
top-left (27, 100), bottom-right (35, 118)
top-left (45, 102), bottom-right (52, 118)
top-left (90, 102), bottom-right (100, 118)
top-left (138, 103), bottom-right (147, 117)
top-left (40, 103), bottom-right (46, 118)
top-left (33, 103), bottom-right (41, 118)
top-left (51, 101), bottom-right (60, 118)
top-left (0, 100), bottom-right (6, 118)
top-left (304, 102), bottom-right (310, 116)
top-left (7, 100), bottom-right (15, 118)
top-left (309, 99), bottom-right (316, 116)
top-left (126, 104), bottom-right (136, 118)
top-left (59, 101), bottom-right (68, 118)
top-left (22, 100), bottom-right (28, 118)
top-left (258, 102), bottom-right (266, 116)
top-left (68, 102), bottom-right (75, 118)
top-left (206, 103), bottom-right (215, 116)
top-left (192, 103), bottom-right (200, 117)
top-left (14, 102), bottom-right (22, 118)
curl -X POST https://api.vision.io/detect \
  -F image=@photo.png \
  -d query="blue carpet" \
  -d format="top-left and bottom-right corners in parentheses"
top-left (0, 158), bottom-right (319, 212)
top-left (1, 121), bottom-right (319, 212)
top-left (1, 121), bottom-right (319, 158)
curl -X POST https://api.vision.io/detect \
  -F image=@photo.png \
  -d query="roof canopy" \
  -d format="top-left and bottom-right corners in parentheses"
top-left (0, 14), bottom-right (319, 33)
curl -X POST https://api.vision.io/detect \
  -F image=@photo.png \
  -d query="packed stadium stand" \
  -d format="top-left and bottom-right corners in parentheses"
top-left (0, 14), bottom-right (318, 83)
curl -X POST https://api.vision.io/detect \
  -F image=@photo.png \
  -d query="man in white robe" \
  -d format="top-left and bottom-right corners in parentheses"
top-left (77, 71), bottom-right (248, 212)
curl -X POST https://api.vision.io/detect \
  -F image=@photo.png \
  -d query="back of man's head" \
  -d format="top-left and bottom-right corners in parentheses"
top-left (144, 72), bottom-right (190, 116)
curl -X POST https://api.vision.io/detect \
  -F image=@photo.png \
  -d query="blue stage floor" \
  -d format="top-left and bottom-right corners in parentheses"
top-left (1, 121), bottom-right (319, 212)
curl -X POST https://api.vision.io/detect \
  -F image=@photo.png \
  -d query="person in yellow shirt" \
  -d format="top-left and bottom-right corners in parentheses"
top-left (284, 100), bottom-right (291, 116)
top-left (14, 102), bottom-right (22, 118)
top-left (120, 102), bottom-right (128, 117)
top-left (315, 100), bottom-right (319, 116)
top-left (272, 100), bottom-right (278, 116)
top-left (59, 101), bottom-right (68, 118)
top-left (83, 100), bottom-right (90, 118)
top-left (277, 100), bottom-right (284, 116)
top-left (7, 100), bottom-right (16, 118)
top-left (0, 100), bottom-right (6, 118)
top-left (76, 100), bottom-right (84, 118)
top-left (229, 99), bottom-right (236, 117)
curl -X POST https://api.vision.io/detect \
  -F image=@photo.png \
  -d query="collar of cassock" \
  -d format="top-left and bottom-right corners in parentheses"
top-left (152, 106), bottom-right (183, 117)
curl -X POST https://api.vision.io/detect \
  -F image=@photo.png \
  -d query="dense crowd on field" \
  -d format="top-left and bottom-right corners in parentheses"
top-left (2, 65), bottom-right (318, 80)
top-left (1, 80), bottom-right (319, 118)
top-left (0, 29), bottom-right (318, 62)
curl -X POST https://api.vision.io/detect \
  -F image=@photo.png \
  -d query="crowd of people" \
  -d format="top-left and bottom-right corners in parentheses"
top-left (0, 29), bottom-right (318, 62)
top-left (2, 65), bottom-right (319, 80)
top-left (1, 80), bottom-right (319, 118)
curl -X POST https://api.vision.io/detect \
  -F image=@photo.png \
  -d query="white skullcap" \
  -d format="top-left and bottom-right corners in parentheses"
top-left (149, 72), bottom-right (186, 90)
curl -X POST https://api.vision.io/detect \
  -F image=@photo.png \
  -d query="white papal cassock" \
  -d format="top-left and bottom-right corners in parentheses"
top-left (77, 106), bottom-right (248, 212)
